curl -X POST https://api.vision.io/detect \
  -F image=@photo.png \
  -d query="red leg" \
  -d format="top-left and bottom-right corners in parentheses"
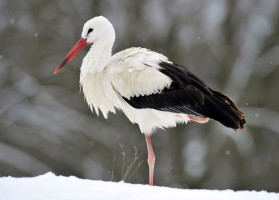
top-left (145, 135), bottom-right (155, 186)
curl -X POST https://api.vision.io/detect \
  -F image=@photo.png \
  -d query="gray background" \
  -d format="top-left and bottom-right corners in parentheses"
top-left (0, 0), bottom-right (279, 192)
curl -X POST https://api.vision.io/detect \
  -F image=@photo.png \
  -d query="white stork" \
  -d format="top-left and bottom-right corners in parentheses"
top-left (54, 16), bottom-right (246, 186)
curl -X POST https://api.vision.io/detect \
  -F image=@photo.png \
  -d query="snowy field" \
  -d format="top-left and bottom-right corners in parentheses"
top-left (0, 173), bottom-right (278, 200)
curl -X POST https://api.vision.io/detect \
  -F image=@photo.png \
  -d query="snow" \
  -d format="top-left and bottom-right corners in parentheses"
top-left (0, 173), bottom-right (278, 200)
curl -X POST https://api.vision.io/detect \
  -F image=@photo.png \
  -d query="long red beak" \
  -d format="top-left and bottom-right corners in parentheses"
top-left (54, 38), bottom-right (88, 74)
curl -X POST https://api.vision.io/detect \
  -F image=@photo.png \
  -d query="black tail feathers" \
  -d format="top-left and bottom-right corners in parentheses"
top-left (204, 91), bottom-right (246, 130)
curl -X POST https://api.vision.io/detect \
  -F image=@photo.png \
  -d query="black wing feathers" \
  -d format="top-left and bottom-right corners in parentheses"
top-left (123, 62), bottom-right (246, 130)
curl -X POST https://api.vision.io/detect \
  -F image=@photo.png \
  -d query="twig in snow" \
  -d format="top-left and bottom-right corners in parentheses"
top-left (119, 144), bottom-right (125, 178)
top-left (122, 147), bottom-right (143, 182)
top-left (111, 153), bottom-right (116, 181)
top-left (127, 159), bottom-right (143, 182)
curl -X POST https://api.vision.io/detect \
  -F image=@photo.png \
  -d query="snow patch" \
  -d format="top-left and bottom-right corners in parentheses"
top-left (0, 172), bottom-right (277, 200)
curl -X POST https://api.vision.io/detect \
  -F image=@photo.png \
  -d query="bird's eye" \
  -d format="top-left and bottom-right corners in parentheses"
top-left (87, 28), bottom-right (93, 35)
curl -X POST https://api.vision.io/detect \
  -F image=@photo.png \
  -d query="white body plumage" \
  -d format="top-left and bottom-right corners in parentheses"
top-left (80, 46), bottom-right (190, 134)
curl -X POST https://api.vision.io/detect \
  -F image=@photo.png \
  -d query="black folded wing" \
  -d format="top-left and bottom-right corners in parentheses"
top-left (122, 62), bottom-right (246, 129)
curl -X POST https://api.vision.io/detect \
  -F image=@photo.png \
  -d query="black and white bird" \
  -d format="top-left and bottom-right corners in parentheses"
top-left (54, 16), bottom-right (246, 186)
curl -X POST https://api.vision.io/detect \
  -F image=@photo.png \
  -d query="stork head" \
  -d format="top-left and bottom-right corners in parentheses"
top-left (54, 16), bottom-right (115, 74)
top-left (82, 16), bottom-right (115, 44)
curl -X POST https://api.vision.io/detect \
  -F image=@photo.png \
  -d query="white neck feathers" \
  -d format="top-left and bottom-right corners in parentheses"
top-left (80, 40), bottom-right (113, 78)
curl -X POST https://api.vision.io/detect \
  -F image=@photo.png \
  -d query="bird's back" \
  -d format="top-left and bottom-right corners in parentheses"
top-left (108, 49), bottom-right (246, 131)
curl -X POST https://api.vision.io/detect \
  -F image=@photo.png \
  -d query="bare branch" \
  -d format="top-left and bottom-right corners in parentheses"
top-left (119, 144), bottom-right (125, 178)
top-left (111, 154), bottom-right (116, 181)
top-left (122, 147), bottom-right (143, 182)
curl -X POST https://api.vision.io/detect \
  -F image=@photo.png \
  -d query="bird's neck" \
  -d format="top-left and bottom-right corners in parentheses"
top-left (80, 40), bottom-right (113, 77)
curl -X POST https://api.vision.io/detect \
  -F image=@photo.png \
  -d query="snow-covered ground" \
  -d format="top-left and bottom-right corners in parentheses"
top-left (0, 172), bottom-right (278, 200)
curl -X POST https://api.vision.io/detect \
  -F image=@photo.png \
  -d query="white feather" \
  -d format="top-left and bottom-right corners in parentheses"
top-left (109, 48), bottom-right (172, 99)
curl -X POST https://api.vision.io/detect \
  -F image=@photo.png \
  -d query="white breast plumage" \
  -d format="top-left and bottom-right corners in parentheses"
top-left (80, 70), bottom-right (118, 119)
